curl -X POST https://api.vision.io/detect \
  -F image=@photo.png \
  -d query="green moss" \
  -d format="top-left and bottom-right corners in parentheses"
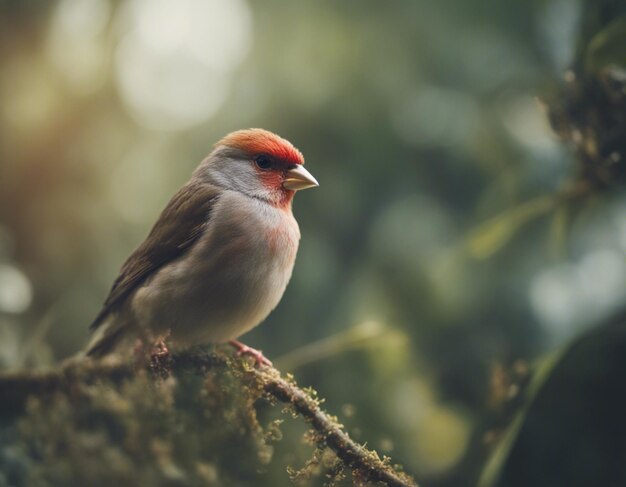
top-left (6, 364), bottom-right (271, 487)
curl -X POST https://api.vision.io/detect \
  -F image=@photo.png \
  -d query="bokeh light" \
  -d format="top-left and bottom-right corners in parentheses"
top-left (114, 0), bottom-right (252, 130)
top-left (47, 0), bottom-right (111, 94)
top-left (0, 264), bottom-right (32, 314)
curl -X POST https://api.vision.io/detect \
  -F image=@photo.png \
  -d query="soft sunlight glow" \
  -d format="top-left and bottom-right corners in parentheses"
top-left (114, 0), bottom-right (252, 130)
top-left (1, 61), bottom-right (60, 137)
top-left (0, 264), bottom-right (32, 314)
top-left (47, 0), bottom-right (111, 94)
top-left (530, 249), bottom-right (626, 340)
top-left (134, 0), bottom-right (251, 72)
top-left (530, 265), bottom-right (580, 330)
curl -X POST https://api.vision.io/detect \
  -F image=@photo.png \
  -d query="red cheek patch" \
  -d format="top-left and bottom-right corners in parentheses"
top-left (257, 169), bottom-right (284, 188)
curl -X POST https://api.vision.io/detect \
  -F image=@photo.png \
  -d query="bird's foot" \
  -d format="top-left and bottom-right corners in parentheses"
top-left (229, 340), bottom-right (272, 368)
top-left (150, 333), bottom-right (172, 378)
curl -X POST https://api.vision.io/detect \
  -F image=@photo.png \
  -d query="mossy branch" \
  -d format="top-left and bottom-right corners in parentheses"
top-left (0, 349), bottom-right (417, 487)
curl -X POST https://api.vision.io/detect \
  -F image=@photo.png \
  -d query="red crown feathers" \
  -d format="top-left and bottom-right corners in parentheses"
top-left (218, 129), bottom-right (304, 165)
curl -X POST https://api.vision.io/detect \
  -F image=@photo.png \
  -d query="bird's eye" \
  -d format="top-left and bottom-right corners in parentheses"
top-left (255, 155), bottom-right (272, 170)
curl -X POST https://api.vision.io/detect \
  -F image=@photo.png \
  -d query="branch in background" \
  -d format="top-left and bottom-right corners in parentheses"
top-left (0, 349), bottom-right (417, 487)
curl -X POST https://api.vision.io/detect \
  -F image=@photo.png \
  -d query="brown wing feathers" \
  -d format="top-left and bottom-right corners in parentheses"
top-left (90, 181), bottom-right (219, 330)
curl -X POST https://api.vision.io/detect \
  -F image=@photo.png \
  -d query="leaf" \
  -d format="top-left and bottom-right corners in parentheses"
top-left (479, 309), bottom-right (626, 487)
top-left (478, 351), bottom-right (563, 487)
top-left (466, 195), bottom-right (557, 259)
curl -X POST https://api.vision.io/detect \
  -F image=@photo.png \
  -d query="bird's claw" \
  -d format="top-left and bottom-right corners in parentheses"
top-left (149, 334), bottom-right (172, 378)
top-left (229, 340), bottom-right (272, 368)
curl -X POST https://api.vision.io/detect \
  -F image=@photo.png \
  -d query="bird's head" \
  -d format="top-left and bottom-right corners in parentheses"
top-left (195, 128), bottom-right (318, 208)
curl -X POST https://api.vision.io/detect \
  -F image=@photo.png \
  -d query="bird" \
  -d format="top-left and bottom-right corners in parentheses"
top-left (84, 128), bottom-right (318, 366)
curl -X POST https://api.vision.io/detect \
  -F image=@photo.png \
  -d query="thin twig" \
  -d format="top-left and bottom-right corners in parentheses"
top-left (260, 368), bottom-right (416, 487)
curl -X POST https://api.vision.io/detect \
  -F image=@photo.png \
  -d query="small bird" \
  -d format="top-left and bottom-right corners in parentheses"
top-left (85, 129), bottom-right (318, 366)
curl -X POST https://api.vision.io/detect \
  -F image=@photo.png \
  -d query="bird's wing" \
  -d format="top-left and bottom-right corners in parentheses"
top-left (90, 181), bottom-right (221, 330)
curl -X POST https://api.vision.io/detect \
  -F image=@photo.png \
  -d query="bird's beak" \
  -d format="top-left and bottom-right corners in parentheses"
top-left (283, 165), bottom-right (319, 191)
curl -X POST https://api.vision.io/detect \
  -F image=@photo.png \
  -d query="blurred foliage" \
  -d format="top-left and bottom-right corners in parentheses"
top-left (466, 193), bottom-right (558, 258)
top-left (0, 0), bottom-right (625, 485)
top-left (477, 1), bottom-right (626, 484)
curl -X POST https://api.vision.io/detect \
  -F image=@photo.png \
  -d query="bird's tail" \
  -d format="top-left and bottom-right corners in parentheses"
top-left (81, 317), bottom-right (128, 359)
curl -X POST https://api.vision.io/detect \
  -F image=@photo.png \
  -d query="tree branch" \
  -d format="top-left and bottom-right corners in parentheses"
top-left (0, 349), bottom-right (417, 487)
